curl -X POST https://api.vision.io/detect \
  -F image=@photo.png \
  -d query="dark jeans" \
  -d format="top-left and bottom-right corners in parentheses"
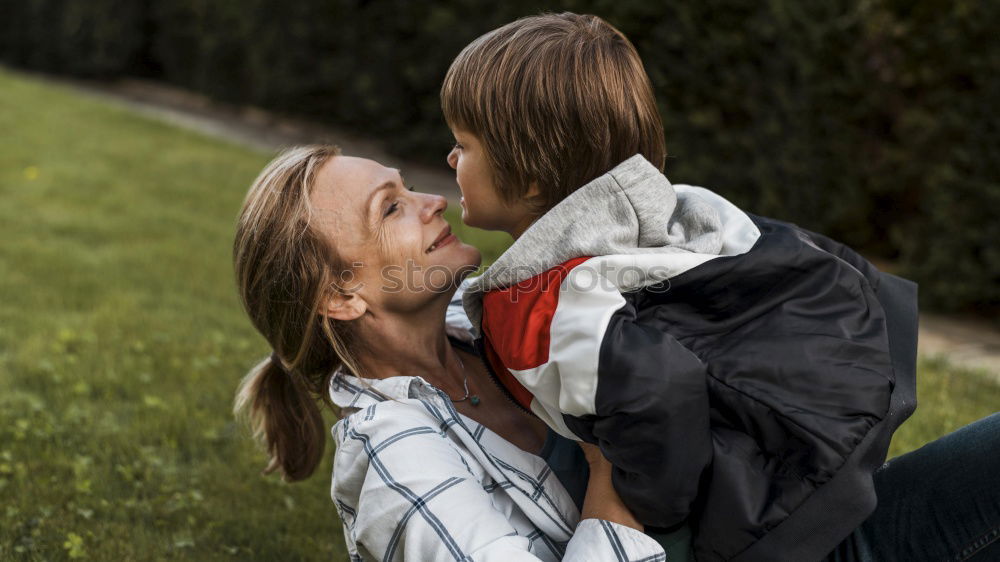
top-left (826, 413), bottom-right (1000, 562)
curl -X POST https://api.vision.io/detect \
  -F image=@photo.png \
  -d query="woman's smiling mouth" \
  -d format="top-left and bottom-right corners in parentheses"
top-left (426, 225), bottom-right (456, 253)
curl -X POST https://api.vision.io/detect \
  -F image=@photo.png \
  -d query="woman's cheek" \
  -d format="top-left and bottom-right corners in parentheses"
top-left (383, 223), bottom-right (423, 268)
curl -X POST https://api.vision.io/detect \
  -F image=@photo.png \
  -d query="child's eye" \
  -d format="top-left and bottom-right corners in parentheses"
top-left (452, 142), bottom-right (464, 151)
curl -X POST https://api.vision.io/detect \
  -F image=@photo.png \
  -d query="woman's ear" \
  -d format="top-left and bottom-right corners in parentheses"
top-left (323, 290), bottom-right (367, 321)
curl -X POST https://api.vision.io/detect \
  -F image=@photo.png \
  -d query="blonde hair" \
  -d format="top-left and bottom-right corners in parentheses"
top-left (232, 145), bottom-right (359, 481)
top-left (441, 12), bottom-right (666, 213)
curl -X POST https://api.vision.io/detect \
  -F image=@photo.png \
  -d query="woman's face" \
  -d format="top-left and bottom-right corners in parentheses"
top-left (311, 156), bottom-right (481, 313)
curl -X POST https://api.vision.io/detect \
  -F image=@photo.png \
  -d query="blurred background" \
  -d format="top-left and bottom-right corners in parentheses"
top-left (1, 1), bottom-right (997, 560)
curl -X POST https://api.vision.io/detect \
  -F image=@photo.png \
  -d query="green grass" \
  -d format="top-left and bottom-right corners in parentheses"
top-left (0, 69), bottom-right (344, 560)
top-left (887, 357), bottom-right (1000, 458)
top-left (0, 67), bottom-right (997, 560)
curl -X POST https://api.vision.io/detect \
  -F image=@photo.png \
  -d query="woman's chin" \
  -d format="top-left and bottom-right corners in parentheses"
top-left (453, 243), bottom-right (483, 273)
top-left (425, 240), bottom-right (480, 274)
top-left (420, 260), bottom-right (478, 294)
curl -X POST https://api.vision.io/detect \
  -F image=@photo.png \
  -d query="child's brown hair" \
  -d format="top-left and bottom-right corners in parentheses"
top-left (441, 12), bottom-right (666, 214)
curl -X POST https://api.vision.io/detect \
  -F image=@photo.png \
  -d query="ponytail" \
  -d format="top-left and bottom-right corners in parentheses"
top-left (234, 355), bottom-right (328, 482)
top-left (233, 145), bottom-right (354, 483)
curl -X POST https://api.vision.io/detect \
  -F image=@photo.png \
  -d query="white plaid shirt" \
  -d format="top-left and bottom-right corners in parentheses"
top-left (328, 288), bottom-right (666, 561)
top-left (330, 373), bottom-right (666, 561)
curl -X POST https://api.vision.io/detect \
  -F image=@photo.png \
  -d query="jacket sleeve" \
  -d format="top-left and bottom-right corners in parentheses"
top-left (482, 261), bottom-right (713, 529)
top-left (793, 224), bottom-right (882, 288)
top-left (789, 222), bottom-right (919, 428)
top-left (332, 404), bottom-right (666, 561)
top-left (562, 287), bottom-right (713, 529)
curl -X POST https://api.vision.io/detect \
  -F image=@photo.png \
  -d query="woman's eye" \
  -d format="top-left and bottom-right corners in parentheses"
top-left (384, 201), bottom-right (399, 217)
top-left (407, 185), bottom-right (416, 192)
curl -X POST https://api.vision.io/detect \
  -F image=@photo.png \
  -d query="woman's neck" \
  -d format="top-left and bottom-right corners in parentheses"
top-left (350, 296), bottom-right (464, 392)
top-left (351, 293), bottom-right (551, 454)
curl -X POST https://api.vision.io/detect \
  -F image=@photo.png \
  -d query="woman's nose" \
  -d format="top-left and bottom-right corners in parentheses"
top-left (446, 148), bottom-right (458, 170)
top-left (421, 192), bottom-right (448, 222)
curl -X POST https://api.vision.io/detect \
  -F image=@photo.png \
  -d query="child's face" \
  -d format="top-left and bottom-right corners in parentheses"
top-left (447, 129), bottom-right (535, 237)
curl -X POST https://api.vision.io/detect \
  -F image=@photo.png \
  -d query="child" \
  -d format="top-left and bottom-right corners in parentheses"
top-left (442, 13), bottom-right (918, 562)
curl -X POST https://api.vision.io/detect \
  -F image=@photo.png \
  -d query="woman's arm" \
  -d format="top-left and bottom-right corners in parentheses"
top-left (579, 442), bottom-right (643, 532)
top-left (332, 403), bottom-right (664, 561)
top-left (560, 443), bottom-right (665, 561)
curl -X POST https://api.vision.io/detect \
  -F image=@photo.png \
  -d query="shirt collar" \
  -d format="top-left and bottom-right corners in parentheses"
top-left (329, 370), bottom-right (445, 412)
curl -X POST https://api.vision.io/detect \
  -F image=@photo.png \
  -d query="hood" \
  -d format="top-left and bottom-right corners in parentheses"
top-left (463, 154), bottom-right (731, 331)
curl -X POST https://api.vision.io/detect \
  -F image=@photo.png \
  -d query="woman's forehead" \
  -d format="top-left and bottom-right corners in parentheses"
top-left (311, 156), bottom-right (399, 232)
top-left (317, 156), bottom-right (398, 199)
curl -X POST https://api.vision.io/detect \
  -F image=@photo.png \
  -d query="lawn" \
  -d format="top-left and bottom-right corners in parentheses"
top-left (1, 68), bottom-right (997, 560)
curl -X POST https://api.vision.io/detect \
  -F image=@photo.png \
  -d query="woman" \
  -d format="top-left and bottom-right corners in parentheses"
top-left (232, 145), bottom-right (664, 560)
top-left (233, 146), bottom-right (1000, 561)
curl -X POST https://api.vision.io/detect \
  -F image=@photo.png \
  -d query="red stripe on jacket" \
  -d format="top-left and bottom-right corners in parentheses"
top-left (480, 257), bottom-right (592, 409)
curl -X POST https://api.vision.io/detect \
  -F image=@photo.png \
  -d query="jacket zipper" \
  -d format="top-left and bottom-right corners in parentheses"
top-left (473, 337), bottom-right (534, 416)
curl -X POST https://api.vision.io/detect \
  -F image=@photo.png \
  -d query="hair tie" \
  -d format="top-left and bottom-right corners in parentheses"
top-left (270, 351), bottom-right (287, 373)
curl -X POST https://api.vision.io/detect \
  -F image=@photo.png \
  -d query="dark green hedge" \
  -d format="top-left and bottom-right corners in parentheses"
top-left (1, 0), bottom-right (996, 314)
top-left (0, 0), bottom-right (148, 77)
top-left (877, 0), bottom-right (1000, 312)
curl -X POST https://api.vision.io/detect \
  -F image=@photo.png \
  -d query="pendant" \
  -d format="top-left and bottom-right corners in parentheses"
top-left (470, 395), bottom-right (481, 406)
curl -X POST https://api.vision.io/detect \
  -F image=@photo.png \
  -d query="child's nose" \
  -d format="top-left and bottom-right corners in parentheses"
top-left (446, 148), bottom-right (458, 170)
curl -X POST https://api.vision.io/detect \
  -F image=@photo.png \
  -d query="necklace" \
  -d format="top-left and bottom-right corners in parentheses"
top-left (449, 352), bottom-right (481, 406)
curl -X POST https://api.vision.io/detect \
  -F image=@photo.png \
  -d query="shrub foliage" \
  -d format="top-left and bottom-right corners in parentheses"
top-left (1, 0), bottom-right (996, 313)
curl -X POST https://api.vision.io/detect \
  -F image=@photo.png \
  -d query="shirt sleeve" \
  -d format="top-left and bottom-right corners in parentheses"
top-left (332, 405), bottom-right (666, 561)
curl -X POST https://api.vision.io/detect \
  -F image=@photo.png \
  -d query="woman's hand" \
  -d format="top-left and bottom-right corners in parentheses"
top-left (578, 442), bottom-right (644, 532)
